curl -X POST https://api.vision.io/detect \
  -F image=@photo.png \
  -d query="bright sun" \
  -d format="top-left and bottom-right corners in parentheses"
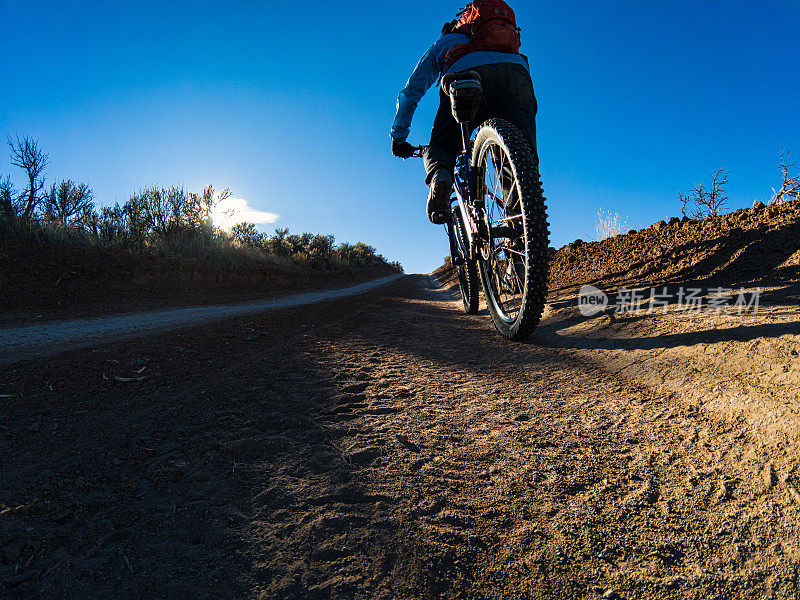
top-left (211, 197), bottom-right (279, 230)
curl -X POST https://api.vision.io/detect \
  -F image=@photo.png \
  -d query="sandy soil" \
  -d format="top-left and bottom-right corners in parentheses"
top-left (3, 275), bottom-right (800, 599)
top-left (537, 282), bottom-right (800, 452)
top-left (537, 196), bottom-right (800, 452)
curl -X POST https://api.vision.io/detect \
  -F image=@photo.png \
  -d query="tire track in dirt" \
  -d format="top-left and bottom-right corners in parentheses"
top-left (2, 275), bottom-right (799, 599)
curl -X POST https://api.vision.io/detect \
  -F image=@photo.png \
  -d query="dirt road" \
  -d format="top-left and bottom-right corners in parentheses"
top-left (2, 275), bottom-right (799, 599)
top-left (0, 275), bottom-right (401, 366)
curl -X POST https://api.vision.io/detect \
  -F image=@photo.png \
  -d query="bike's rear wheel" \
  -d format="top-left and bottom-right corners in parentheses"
top-left (447, 204), bottom-right (480, 314)
top-left (472, 118), bottom-right (549, 341)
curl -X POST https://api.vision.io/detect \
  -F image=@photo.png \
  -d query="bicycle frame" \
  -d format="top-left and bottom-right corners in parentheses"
top-left (415, 121), bottom-right (484, 262)
top-left (452, 122), bottom-right (485, 261)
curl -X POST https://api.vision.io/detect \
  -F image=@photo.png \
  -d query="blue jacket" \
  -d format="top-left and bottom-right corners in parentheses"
top-left (390, 33), bottom-right (530, 143)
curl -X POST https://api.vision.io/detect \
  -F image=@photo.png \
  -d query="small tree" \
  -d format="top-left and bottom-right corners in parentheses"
top-left (191, 185), bottom-right (230, 226)
top-left (94, 205), bottom-right (129, 245)
top-left (230, 222), bottom-right (263, 249)
top-left (8, 136), bottom-right (49, 220)
top-left (135, 184), bottom-right (231, 242)
top-left (267, 227), bottom-right (291, 256)
top-left (137, 186), bottom-right (177, 239)
top-left (771, 152), bottom-right (800, 204)
top-left (42, 180), bottom-right (94, 227)
top-left (680, 167), bottom-right (729, 219)
top-left (0, 175), bottom-right (16, 225)
top-left (122, 195), bottom-right (149, 246)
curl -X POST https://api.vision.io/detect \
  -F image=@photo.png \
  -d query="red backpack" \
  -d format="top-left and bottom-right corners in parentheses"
top-left (444, 0), bottom-right (522, 67)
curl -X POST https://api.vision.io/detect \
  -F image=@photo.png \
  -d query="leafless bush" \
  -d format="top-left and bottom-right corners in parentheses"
top-left (595, 209), bottom-right (627, 241)
top-left (118, 184), bottom-right (231, 251)
top-left (0, 175), bottom-right (16, 224)
top-left (680, 167), bottom-right (729, 219)
top-left (137, 186), bottom-right (191, 239)
top-left (42, 180), bottom-right (94, 227)
top-left (8, 136), bottom-right (49, 221)
top-left (771, 152), bottom-right (800, 204)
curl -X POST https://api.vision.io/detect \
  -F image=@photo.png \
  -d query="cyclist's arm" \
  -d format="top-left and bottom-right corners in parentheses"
top-left (390, 34), bottom-right (466, 143)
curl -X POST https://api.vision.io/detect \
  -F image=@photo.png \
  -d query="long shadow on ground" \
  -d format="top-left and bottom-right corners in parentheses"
top-left (1, 298), bottom-right (412, 599)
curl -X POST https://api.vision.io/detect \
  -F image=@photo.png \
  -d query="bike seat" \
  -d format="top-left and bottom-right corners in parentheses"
top-left (441, 70), bottom-right (482, 95)
top-left (441, 71), bottom-right (482, 125)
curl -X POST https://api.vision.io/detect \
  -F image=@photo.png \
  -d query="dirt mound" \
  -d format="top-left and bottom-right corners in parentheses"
top-left (549, 198), bottom-right (800, 294)
top-left (534, 201), bottom-right (800, 450)
top-left (0, 240), bottom-right (396, 324)
top-left (431, 261), bottom-right (458, 287)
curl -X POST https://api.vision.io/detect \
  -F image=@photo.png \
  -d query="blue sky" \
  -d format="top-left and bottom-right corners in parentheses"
top-left (1, 1), bottom-right (798, 273)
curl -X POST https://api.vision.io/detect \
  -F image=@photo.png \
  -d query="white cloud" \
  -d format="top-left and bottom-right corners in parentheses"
top-left (211, 196), bottom-right (279, 230)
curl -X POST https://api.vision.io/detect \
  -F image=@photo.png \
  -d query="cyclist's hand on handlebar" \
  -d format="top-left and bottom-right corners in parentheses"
top-left (391, 140), bottom-right (417, 159)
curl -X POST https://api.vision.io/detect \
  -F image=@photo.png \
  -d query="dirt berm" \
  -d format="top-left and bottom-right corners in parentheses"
top-left (530, 199), bottom-right (800, 452)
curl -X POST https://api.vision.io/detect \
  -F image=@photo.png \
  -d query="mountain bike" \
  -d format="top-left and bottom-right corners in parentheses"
top-left (412, 71), bottom-right (550, 341)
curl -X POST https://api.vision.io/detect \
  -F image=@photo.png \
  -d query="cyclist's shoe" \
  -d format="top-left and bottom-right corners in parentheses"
top-left (427, 170), bottom-right (453, 224)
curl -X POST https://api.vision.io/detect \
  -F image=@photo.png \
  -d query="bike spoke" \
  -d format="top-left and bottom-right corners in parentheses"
top-left (495, 245), bottom-right (525, 257)
top-left (497, 213), bottom-right (523, 223)
top-left (496, 148), bottom-right (506, 205)
top-left (491, 147), bottom-right (502, 210)
top-left (510, 260), bottom-right (524, 295)
top-left (506, 173), bottom-right (520, 211)
top-left (487, 189), bottom-right (504, 208)
top-left (488, 189), bottom-right (498, 225)
top-left (485, 149), bottom-right (498, 198)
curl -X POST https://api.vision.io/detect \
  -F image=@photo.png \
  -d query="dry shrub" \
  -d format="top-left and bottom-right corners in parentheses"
top-left (595, 209), bottom-right (627, 241)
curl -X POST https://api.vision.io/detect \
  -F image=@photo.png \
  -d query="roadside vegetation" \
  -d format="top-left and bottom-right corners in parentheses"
top-left (680, 154), bottom-right (799, 219)
top-left (591, 153), bottom-right (798, 243)
top-left (0, 135), bottom-right (402, 273)
top-left (594, 209), bottom-right (627, 241)
top-left (679, 166), bottom-right (730, 219)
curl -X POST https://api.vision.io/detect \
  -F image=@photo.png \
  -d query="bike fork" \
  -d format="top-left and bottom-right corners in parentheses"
top-left (446, 219), bottom-right (465, 267)
top-left (454, 121), bottom-right (485, 261)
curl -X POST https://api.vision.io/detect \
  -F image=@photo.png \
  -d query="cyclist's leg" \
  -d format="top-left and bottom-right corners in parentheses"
top-left (472, 64), bottom-right (537, 253)
top-left (477, 63), bottom-right (539, 169)
top-left (423, 88), bottom-right (462, 185)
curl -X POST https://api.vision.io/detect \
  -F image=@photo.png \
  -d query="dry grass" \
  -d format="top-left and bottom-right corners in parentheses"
top-left (595, 209), bottom-right (627, 241)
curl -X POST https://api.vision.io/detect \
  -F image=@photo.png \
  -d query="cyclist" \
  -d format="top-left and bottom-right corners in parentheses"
top-left (390, 1), bottom-right (539, 224)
